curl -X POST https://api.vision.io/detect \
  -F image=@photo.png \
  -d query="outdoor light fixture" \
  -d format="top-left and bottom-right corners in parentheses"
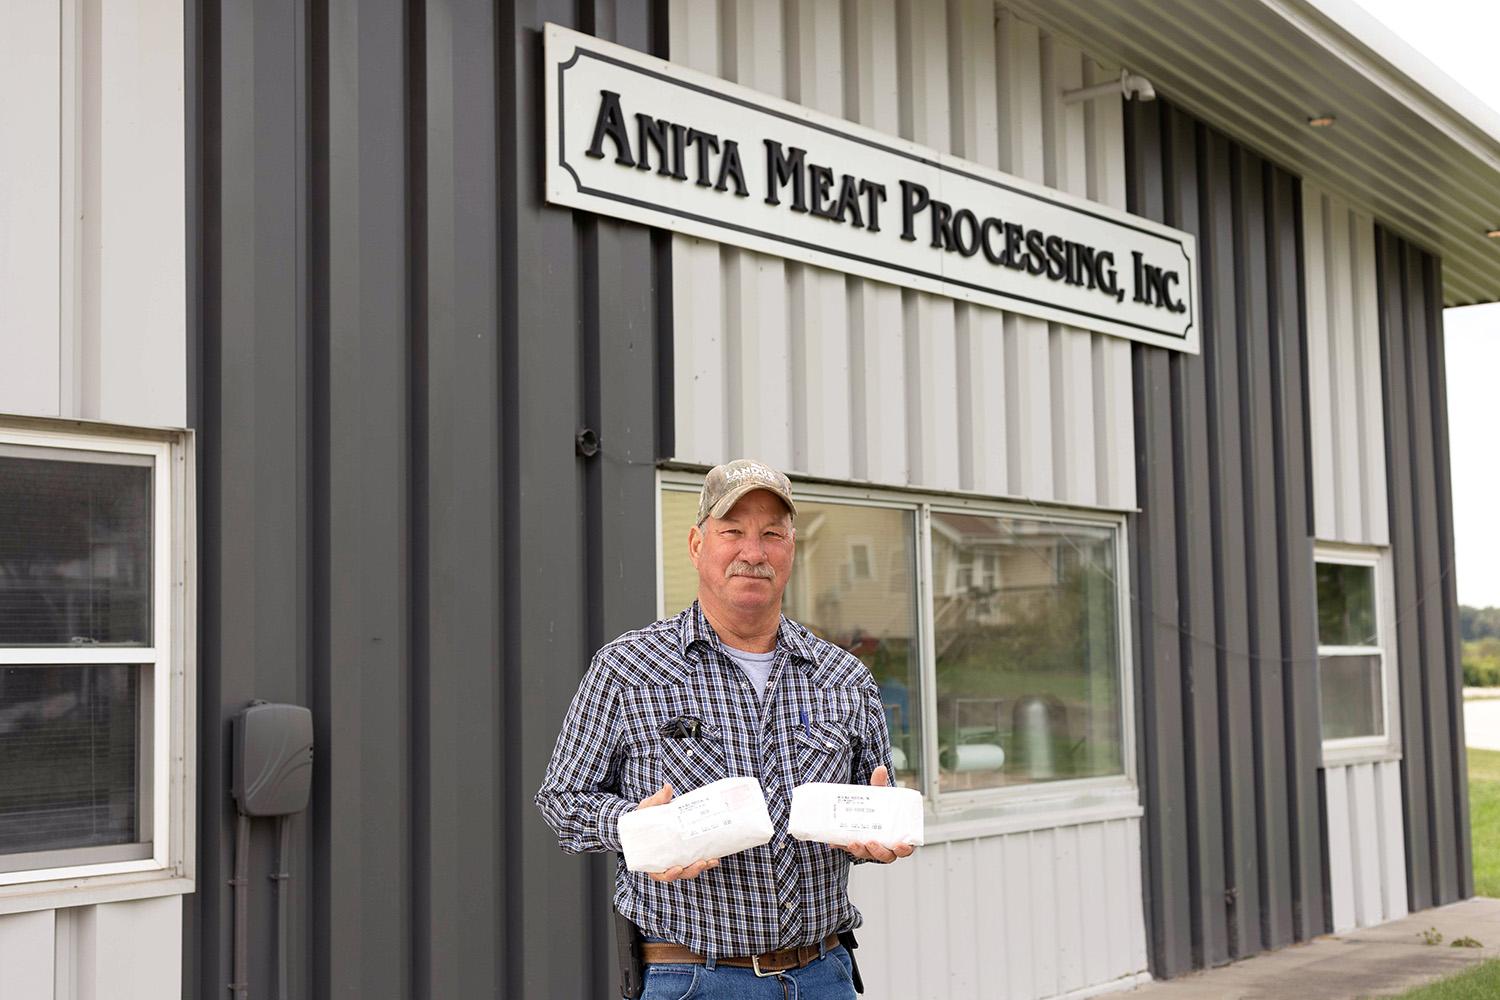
top-left (1308, 115), bottom-right (1337, 127)
top-left (1063, 69), bottom-right (1156, 104)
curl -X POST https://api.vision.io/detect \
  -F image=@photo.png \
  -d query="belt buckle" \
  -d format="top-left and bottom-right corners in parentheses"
top-left (751, 954), bottom-right (778, 978)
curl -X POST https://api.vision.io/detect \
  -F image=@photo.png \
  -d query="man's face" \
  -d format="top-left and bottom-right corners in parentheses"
top-left (688, 489), bottom-right (795, 621)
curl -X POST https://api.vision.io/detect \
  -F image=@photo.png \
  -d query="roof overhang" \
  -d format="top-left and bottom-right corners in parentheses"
top-left (1003, 0), bottom-right (1500, 306)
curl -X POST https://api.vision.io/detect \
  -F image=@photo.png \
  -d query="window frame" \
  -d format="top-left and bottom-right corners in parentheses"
top-left (0, 418), bottom-right (195, 904)
top-left (1315, 543), bottom-right (1401, 765)
top-left (656, 470), bottom-right (1140, 835)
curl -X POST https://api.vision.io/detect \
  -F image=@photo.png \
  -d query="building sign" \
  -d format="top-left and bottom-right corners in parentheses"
top-left (545, 24), bottom-right (1200, 353)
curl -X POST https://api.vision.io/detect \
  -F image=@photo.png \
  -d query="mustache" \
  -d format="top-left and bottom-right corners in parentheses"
top-left (725, 560), bottom-right (776, 581)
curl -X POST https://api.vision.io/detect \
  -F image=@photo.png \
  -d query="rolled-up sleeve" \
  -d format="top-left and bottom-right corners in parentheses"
top-left (856, 683), bottom-right (896, 786)
top-left (535, 656), bottom-right (633, 854)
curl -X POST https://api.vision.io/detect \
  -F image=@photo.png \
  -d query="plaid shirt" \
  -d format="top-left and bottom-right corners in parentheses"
top-left (535, 602), bottom-right (895, 959)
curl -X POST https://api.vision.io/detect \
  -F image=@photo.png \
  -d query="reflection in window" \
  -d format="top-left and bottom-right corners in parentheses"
top-left (1317, 562), bottom-right (1376, 647)
top-left (932, 514), bottom-right (1120, 792)
top-left (661, 493), bottom-right (923, 789)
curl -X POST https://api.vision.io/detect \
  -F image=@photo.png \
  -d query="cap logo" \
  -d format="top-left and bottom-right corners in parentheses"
top-left (723, 463), bottom-right (778, 486)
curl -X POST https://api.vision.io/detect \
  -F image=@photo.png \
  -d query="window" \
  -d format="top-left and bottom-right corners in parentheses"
top-left (1315, 546), bottom-right (1399, 759)
top-left (0, 422), bottom-right (192, 889)
top-left (659, 475), bottom-right (1133, 814)
top-left (931, 512), bottom-right (1122, 794)
top-left (846, 537), bottom-right (875, 583)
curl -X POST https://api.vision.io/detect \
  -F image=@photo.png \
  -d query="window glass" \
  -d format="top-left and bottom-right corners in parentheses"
top-left (1315, 557), bottom-right (1386, 744)
top-left (0, 454), bottom-right (153, 646)
top-left (1318, 654), bottom-right (1383, 740)
top-left (662, 491), bottom-right (924, 789)
top-left (933, 513), bottom-right (1121, 792)
top-left (1316, 562), bottom-right (1375, 647)
top-left (0, 665), bottom-right (140, 853)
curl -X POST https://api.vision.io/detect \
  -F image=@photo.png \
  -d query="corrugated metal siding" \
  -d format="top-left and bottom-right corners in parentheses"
top-left (1325, 760), bottom-right (1408, 932)
top-left (192, 1), bottom-right (663, 997)
top-left (1125, 99), bottom-right (1327, 977)
top-left (849, 819), bottom-right (1150, 999)
top-left (1303, 184), bottom-right (1389, 547)
top-left (669, 2), bottom-right (1135, 511)
top-left (1375, 227), bottom-right (1473, 912)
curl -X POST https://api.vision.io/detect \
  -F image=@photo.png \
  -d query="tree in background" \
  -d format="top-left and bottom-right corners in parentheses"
top-left (1462, 605), bottom-right (1500, 687)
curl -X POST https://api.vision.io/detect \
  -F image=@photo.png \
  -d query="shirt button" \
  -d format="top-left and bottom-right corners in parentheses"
top-left (783, 902), bottom-right (794, 911)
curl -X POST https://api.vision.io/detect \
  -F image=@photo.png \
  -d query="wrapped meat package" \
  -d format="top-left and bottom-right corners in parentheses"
top-left (618, 776), bottom-right (774, 873)
top-left (788, 782), bottom-right (925, 849)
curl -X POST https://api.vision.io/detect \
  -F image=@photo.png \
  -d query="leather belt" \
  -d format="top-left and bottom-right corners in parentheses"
top-left (641, 933), bottom-right (841, 977)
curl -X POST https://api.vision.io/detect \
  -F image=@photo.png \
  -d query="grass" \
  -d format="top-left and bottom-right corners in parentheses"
top-left (1380, 752), bottom-right (1500, 998)
top-left (1469, 748), bottom-right (1500, 899)
top-left (1378, 959), bottom-right (1500, 999)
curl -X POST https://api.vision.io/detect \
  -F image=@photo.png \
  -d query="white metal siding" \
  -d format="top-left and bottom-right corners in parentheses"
top-left (1324, 760), bottom-right (1408, 933)
top-left (0, 898), bottom-right (181, 1000)
top-left (669, 2), bottom-right (1136, 512)
top-left (1303, 184), bottom-right (1389, 547)
top-left (849, 818), bottom-right (1151, 999)
top-left (0, 4), bottom-right (187, 995)
top-left (0, 0), bottom-right (186, 429)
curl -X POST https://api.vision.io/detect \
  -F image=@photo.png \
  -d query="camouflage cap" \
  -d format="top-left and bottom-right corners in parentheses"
top-left (696, 459), bottom-right (797, 525)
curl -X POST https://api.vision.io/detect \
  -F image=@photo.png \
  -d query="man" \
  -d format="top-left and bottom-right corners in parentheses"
top-left (536, 459), bottom-right (914, 999)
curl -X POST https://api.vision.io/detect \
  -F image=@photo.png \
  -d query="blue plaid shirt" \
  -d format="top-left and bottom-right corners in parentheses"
top-left (535, 602), bottom-right (895, 959)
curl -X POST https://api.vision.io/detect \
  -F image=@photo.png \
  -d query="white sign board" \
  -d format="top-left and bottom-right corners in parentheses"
top-left (545, 24), bottom-right (1200, 353)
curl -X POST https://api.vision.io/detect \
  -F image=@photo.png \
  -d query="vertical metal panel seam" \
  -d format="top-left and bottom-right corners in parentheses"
top-left (307, 0), bottom-right (333, 988)
top-left (1266, 164), bottom-right (1325, 943)
top-left (1423, 251), bottom-right (1473, 898)
top-left (1375, 227), bottom-right (1425, 912)
top-left (1401, 242), bottom-right (1443, 903)
top-left (495, 2), bottom-right (521, 993)
top-left (191, 0), bottom-right (224, 994)
top-left (406, 0), bottom-right (432, 994)
top-left (1159, 100), bottom-right (1207, 971)
top-left (1236, 146), bottom-right (1280, 956)
top-left (653, 229), bottom-right (675, 461)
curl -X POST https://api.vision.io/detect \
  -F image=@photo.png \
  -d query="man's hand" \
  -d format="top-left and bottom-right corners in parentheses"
top-left (636, 782), bottom-right (721, 882)
top-left (829, 766), bottom-right (916, 863)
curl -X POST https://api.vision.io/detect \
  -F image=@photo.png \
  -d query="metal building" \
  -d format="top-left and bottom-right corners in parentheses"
top-left (0, 1), bottom-right (1493, 998)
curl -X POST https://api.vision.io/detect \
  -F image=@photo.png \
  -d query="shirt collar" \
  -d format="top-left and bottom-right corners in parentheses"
top-left (680, 601), bottom-right (817, 672)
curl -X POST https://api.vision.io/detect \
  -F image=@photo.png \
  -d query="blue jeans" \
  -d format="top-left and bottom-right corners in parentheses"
top-left (641, 945), bottom-right (858, 999)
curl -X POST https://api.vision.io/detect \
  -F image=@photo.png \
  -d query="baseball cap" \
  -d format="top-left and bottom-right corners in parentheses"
top-left (696, 459), bottom-right (797, 525)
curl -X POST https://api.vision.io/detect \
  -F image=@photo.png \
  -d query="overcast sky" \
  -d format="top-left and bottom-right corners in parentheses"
top-left (1348, 0), bottom-right (1500, 608)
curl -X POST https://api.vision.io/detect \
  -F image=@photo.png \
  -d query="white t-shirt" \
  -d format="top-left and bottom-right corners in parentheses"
top-left (722, 644), bottom-right (776, 700)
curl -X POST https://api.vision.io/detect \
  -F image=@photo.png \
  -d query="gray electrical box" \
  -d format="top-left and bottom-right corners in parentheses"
top-left (233, 701), bottom-right (314, 817)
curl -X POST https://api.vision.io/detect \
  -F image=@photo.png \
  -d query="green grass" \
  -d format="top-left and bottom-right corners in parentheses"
top-left (1470, 748), bottom-right (1500, 899)
top-left (1378, 959), bottom-right (1500, 999)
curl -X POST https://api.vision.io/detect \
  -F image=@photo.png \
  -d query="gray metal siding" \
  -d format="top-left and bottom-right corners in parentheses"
top-left (1375, 228), bottom-right (1473, 911)
top-left (191, 2), bottom-right (663, 997)
top-left (1125, 99), bottom-right (1326, 978)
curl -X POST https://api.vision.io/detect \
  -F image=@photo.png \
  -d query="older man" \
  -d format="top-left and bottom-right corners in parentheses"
top-left (536, 459), bottom-right (912, 999)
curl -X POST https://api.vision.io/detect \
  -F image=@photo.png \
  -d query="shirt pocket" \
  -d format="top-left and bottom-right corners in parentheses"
top-left (658, 721), bottom-right (728, 794)
top-left (792, 721), bottom-right (855, 786)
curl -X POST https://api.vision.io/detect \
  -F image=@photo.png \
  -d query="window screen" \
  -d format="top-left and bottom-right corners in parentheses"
top-left (0, 453), bottom-right (153, 646)
top-left (0, 665), bottom-right (140, 852)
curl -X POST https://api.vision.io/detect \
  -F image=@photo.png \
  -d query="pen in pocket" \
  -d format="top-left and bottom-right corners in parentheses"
top-left (799, 708), bottom-right (810, 738)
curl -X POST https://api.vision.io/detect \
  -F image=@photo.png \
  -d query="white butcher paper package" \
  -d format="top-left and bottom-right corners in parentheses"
top-left (618, 776), bottom-right (775, 873)
top-left (787, 782), bottom-right (925, 849)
